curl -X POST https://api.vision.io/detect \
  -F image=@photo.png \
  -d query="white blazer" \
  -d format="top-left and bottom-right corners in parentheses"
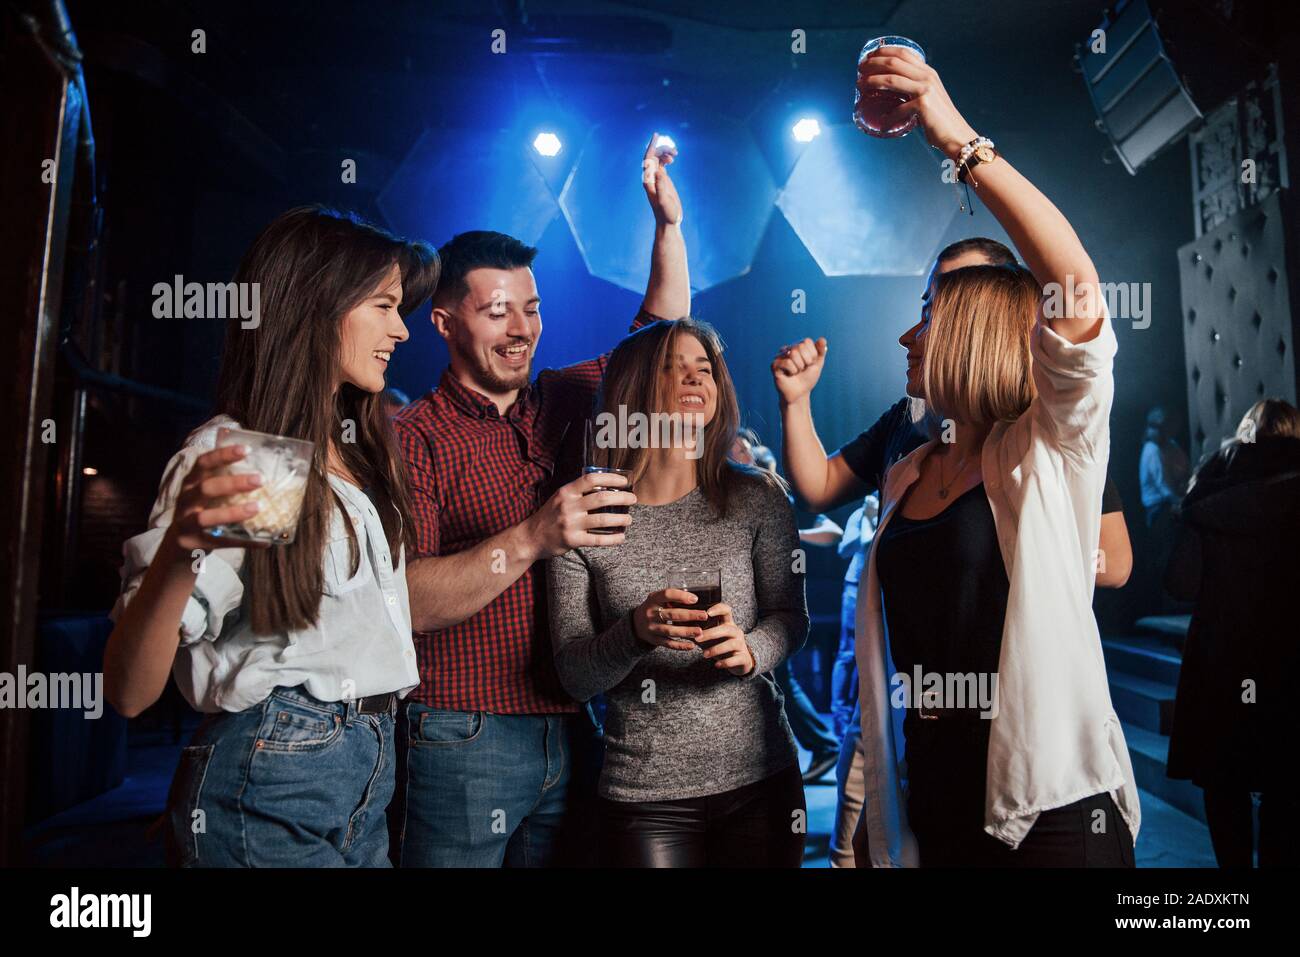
top-left (854, 308), bottom-right (1140, 867)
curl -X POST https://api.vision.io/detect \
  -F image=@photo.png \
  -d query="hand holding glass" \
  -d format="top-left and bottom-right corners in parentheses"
top-left (666, 567), bottom-right (723, 648)
top-left (853, 36), bottom-right (926, 138)
top-left (583, 418), bottom-right (634, 535)
top-left (209, 427), bottom-right (313, 544)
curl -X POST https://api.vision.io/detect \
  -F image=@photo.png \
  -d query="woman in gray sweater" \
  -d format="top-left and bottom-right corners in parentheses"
top-left (547, 318), bottom-right (809, 867)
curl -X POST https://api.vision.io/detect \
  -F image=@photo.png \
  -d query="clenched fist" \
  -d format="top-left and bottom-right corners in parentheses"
top-left (771, 337), bottom-right (828, 405)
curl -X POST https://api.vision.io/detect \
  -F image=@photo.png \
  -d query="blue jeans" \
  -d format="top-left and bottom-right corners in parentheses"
top-left (165, 685), bottom-right (396, 867)
top-left (772, 660), bottom-right (839, 757)
top-left (830, 582), bottom-right (859, 740)
top-left (392, 706), bottom-right (599, 867)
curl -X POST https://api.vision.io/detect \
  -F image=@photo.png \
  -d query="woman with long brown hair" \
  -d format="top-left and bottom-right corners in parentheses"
top-left (104, 206), bottom-right (438, 867)
top-left (546, 318), bottom-right (810, 867)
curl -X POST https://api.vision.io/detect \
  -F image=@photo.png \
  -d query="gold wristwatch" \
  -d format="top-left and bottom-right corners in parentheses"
top-left (957, 138), bottom-right (998, 184)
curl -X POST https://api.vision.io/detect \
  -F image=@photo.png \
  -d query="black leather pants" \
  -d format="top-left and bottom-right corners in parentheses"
top-left (598, 764), bottom-right (806, 867)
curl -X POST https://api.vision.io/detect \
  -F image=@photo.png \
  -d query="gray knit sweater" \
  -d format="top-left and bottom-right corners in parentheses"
top-left (546, 473), bottom-right (808, 802)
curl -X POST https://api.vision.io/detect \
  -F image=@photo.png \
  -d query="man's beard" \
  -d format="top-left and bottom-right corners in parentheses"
top-left (458, 341), bottom-right (533, 394)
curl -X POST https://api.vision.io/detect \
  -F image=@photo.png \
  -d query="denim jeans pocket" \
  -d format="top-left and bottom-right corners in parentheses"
top-left (166, 744), bottom-right (215, 867)
top-left (257, 693), bottom-right (345, 752)
top-left (413, 708), bottom-right (484, 746)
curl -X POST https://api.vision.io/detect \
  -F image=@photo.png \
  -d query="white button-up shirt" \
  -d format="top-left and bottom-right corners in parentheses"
top-left (855, 310), bottom-right (1141, 866)
top-left (110, 415), bottom-right (420, 713)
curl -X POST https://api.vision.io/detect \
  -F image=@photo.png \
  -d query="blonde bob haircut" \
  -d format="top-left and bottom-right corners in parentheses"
top-left (921, 263), bottom-right (1042, 429)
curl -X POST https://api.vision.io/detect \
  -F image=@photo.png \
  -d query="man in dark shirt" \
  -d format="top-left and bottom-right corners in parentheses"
top-left (391, 138), bottom-right (689, 867)
top-left (837, 397), bottom-right (927, 494)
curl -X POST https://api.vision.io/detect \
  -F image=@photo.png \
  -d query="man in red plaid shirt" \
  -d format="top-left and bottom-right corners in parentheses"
top-left (391, 136), bottom-right (689, 866)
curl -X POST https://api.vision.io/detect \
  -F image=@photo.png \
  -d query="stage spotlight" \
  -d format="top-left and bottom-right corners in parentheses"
top-left (82, 467), bottom-right (98, 476)
top-left (792, 118), bottom-right (821, 142)
top-left (533, 132), bottom-right (563, 157)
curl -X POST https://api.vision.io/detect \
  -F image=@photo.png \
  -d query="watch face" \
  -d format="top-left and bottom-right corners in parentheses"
top-left (974, 145), bottom-right (995, 163)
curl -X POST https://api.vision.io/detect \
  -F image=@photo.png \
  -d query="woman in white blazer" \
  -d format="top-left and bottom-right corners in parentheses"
top-left (775, 49), bottom-right (1140, 867)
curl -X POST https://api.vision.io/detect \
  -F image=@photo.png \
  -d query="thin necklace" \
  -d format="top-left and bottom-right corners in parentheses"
top-left (936, 448), bottom-right (976, 499)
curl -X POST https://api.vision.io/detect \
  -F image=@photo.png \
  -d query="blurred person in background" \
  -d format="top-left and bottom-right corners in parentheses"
top-left (1165, 398), bottom-right (1300, 867)
top-left (1138, 405), bottom-right (1190, 613)
top-left (745, 436), bottom-right (841, 783)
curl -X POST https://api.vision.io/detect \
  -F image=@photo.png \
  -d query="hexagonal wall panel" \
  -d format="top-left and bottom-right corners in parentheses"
top-left (560, 118), bottom-right (777, 294)
top-left (378, 127), bottom-right (559, 248)
top-left (777, 123), bottom-right (959, 276)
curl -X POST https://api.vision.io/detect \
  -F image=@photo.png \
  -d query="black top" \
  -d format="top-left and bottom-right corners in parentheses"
top-left (876, 482), bottom-right (1009, 737)
top-left (1102, 475), bottom-right (1122, 514)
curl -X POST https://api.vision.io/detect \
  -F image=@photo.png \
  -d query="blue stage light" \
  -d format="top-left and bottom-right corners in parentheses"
top-left (561, 119), bottom-right (775, 294)
top-left (777, 123), bottom-right (958, 277)
top-left (792, 118), bottom-right (821, 142)
top-left (533, 132), bottom-right (563, 157)
top-left (378, 128), bottom-right (560, 248)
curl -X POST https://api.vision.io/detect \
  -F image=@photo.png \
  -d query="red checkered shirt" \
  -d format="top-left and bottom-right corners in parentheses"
top-left (394, 309), bottom-right (658, 713)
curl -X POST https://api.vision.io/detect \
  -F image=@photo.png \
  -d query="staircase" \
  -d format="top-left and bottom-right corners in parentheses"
top-left (1101, 617), bottom-right (1205, 823)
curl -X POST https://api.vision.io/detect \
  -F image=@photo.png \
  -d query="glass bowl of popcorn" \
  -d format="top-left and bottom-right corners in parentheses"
top-left (210, 426), bottom-right (314, 545)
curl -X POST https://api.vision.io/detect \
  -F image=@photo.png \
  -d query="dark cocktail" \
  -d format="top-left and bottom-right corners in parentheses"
top-left (666, 566), bottom-right (723, 648)
top-left (853, 36), bottom-right (926, 139)
top-left (583, 465), bottom-right (632, 535)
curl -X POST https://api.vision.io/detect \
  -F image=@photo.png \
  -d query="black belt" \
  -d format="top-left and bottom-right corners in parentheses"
top-left (357, 692), bottom-right (398, 715)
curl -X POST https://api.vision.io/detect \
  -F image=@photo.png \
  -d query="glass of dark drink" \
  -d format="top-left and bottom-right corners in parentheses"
top-left (583, 465), bottom-right (633, 535)
top-left (853, 36), bottom-right (926, 138)
top-left (583, 416), bottom-right (633, 534)
top-left (666, 566), bottom-right (723, 648)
